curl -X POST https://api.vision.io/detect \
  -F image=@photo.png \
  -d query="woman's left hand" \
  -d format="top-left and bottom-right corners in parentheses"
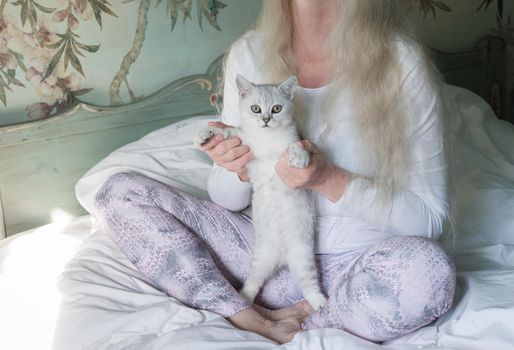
top-left (275, 140), bottom-right (351, 202)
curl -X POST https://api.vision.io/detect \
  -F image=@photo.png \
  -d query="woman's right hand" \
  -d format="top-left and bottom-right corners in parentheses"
top-left (200, 121), bottom-right (253, 182)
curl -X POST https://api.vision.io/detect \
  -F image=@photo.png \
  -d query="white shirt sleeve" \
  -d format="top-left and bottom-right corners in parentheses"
top-left (206, 39), bottom-right (253, 211)
top-left (335, 60), bottom-right (449, 240)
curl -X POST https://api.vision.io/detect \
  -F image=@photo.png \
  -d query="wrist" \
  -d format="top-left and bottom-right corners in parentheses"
top-left (236, 169), bottom-right (250, 182)
top-left (312, 165), bottom-right (351, 202)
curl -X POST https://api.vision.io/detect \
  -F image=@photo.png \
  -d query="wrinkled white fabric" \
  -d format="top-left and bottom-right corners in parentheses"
top-left (0, 84), bottom-right (513, 350)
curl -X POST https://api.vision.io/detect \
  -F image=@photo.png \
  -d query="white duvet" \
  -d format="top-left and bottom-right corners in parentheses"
top-left (1, 85), bottom-right (514, 350)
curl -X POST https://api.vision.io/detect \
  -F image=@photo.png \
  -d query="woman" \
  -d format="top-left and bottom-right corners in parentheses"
top-left (94, 0), bottom-right (456, 344)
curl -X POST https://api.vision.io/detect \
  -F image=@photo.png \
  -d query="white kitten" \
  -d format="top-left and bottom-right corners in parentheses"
top-left (194, 75), bottom-right (326, 310)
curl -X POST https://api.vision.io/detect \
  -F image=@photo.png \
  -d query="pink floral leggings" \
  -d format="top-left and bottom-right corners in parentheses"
top-left (93, 171), bottom-right (456, 342)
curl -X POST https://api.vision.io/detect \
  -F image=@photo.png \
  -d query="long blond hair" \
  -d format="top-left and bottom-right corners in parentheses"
top-left (255, 0), bottom-right (446, 208)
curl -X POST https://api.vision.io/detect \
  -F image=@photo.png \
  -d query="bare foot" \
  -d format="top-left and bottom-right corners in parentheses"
top-left (263, 318), bottom-right (302, 344)
top-left (228, 307), bottom-right (302, 344)
top-left (254, 300), bottom-right (314, 322)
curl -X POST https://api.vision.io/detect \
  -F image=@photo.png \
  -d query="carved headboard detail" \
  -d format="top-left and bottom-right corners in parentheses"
top-left (0, 55), bottom-right (224, 237)
top-left (430, 35), bottom-right (507, 119)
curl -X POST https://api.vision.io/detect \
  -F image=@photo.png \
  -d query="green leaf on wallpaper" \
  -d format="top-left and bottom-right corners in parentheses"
top-left (75, 42), bottom-right (101, 53)
top-left (197, 0), bottom-right (225, 31)
top-left (87, 0), bottom-right (118, 29)
top-left (29, 1), bottom-right (37, 24)
top-left (64, 42), bottom-right (71, 70)
top-left (0, 77), bottom-right (6, 106)
top-left (6, 69), bottom-right (25, 87)
top-left (45, 39), bottom-right (65, 50)
top-left (9, 51), bottom-right (27, 72)
top-left (73, 43), bottom-right (85, 57)
top-left (418, 0), bottom-right (452, 19)
top-left (42, 44), bottom-right (65, 81)
top-left (431, 1), bottom-right (451, 12)
top-left (72, 88), bottom-right (93, 96)
top-left (32, 1), bottom-right (56, 13)
top-left (11, 0), bottom-right (53, 27)
top-left (68, 49), bottom-right (85, 76)
top-left (183, 0), bottom-right (193, 22)
top-left (477, 0), bottom-right (496, 12)
top-left (19, 1), bottom-right (28, 26)
top-left (159, 0), bottom-right (225, 32)
top-left (163, 0), bottom-right (192, 31)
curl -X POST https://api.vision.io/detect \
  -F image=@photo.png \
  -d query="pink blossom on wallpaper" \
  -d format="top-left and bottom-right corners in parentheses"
top-left (0, 15), bottom-right (16, 54)
top-left (68, 14), bottom-right (80, 30)
top-left (25, 66), bottom-right (66, 105)
top-left (52, 10), bottom-right (69, 23)
top-left (25, 67), bottom-right (38, 81)
top-left (61, 72), bottom-right (82, 91)
top-left (26, 49), bottom-right (52, 74)
top-left (0, 15), bottom-right (16, 32)
top-left (71, 0), bottom-right (94, 21)
top-left (36, 16), bottom-right (60, 45)
top-left (26, 102), bottom-right (55, 119)
top-left (0, 52), bottom-right (17, 69)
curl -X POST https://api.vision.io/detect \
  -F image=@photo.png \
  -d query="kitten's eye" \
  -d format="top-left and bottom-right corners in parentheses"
top-left (251, 105), bottom-right (261, 113)
top-left (272, 105), bottom-right (282, 114)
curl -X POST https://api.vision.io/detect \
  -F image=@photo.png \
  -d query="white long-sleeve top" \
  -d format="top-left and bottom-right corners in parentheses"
top-left (207, 31), bottom-right (449, 254)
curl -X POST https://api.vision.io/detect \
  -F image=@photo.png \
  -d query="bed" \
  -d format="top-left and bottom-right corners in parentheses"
top-left (1, 37), bottom-right (513, 350)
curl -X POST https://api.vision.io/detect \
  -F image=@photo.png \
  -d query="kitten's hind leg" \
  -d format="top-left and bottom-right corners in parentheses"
top-left (286, 245), bottom-right (327, 311)
top-left (240, 243), bottom-right (280, 304)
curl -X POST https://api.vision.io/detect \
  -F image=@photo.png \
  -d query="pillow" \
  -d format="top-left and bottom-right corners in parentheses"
top-left (446, 84), bottom-right (514, 252)
top-left (75, 115), bottom-right (216, 216)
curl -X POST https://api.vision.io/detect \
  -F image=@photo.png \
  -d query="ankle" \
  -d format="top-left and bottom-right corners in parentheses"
top-left (228, 306), bottom-right (269, 333)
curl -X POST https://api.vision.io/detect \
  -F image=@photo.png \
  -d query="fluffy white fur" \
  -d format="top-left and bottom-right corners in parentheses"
top-left (194, 75), bottom-right (326, 310)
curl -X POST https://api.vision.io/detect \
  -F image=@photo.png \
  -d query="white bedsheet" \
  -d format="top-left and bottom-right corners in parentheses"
top-left (1, 84), bottom-right (514, 350)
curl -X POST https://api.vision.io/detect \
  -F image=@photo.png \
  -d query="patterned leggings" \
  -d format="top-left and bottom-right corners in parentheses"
top-left (93, 171), bottom-right (456, 343)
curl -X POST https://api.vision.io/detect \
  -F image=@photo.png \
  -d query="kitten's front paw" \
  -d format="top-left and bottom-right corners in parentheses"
top-left (240, 284), bottom-right (259, 304)
top-left (288, 146), bottom-right (310, 169)
top-left (194, 127), bottom-right (216, 148)
top-left (305, 292), bottom-right (327, 311)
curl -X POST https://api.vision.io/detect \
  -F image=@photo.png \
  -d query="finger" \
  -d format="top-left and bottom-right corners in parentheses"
top-left (275, 161), bottom-right (297, 178)
top-left (220, 145), bottom-right (251, 163)
top-left (210, 137), bottom-right (242, 157)
top-left (275, 164), bottom-right (300, 188)
top-left (278, 149), bottom-right (289, 165)
top-left (227, 151), bottom-right (253, 171)
top-left (208, 121), bottom-right (229, 128)
top-left (200, 134), bottom-right (224, 151)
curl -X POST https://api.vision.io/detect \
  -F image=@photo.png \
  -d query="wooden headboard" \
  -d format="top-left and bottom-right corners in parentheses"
top-left (0, 35), bottom-right (508, 238)
top-left (430, 35), bottom-right (507, 120)
top-left (0, 56), bottom-right (223, 238)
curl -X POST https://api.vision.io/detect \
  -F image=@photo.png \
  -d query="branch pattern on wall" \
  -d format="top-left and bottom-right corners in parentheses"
top-left (0, 0), bottom-right (117, 119)
top-left (0, 0), bottom-right (226, 120)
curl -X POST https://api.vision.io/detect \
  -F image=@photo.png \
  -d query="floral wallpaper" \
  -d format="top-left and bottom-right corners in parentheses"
top-left (0, 0), bottom-right (256, 125)
top-left (0, 0), bottom-right (512, 125)
top-left (0, 0), bottom-right (118, 120)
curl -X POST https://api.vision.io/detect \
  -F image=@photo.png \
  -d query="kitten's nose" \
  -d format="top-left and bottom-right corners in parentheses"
top-left (262, 117), bottom-right (271, 124)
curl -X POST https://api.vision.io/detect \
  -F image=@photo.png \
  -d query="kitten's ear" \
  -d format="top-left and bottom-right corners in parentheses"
top-left (278, 76), bottom-right (297, 100)
top-left (236, 74), bottom-right (255, 98)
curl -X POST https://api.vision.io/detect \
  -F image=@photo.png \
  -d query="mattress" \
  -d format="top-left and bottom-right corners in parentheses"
top-left (1, 84), bottom-right (514, 350)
